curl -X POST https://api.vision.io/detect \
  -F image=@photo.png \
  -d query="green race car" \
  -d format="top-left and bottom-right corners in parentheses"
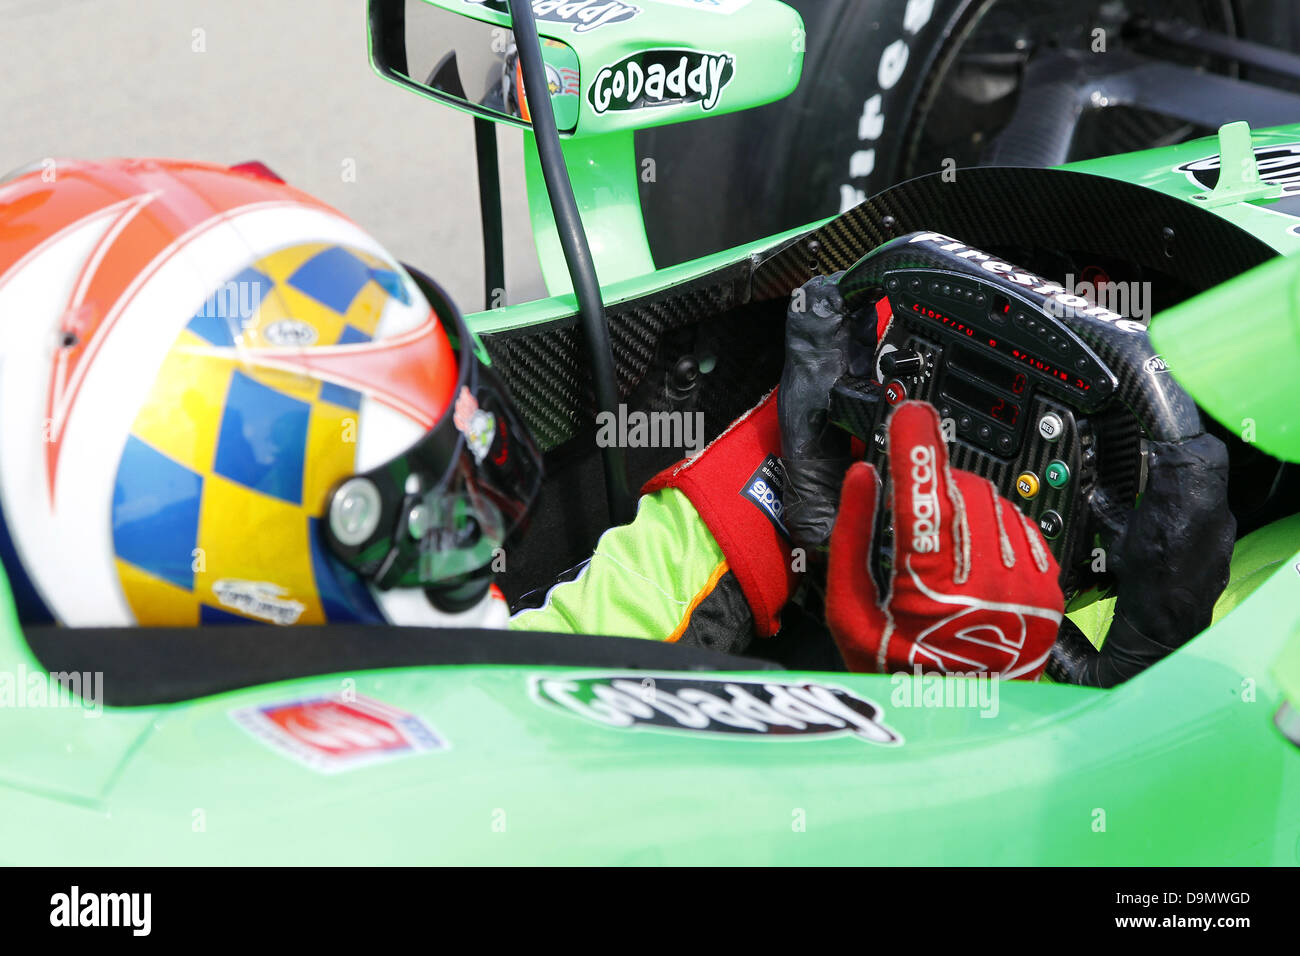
top-left (1, 0), bottom-right (1299, 865)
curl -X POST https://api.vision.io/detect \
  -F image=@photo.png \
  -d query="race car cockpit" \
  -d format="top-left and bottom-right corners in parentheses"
top-left (488, 152), bottom-right (1300, 688)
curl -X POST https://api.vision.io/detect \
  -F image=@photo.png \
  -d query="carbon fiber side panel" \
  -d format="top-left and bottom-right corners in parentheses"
top-left (753, 166), bottom-right (1279, 300)
top-left (496, 296), bottom-right (788, 604)
top-left (488, 166), bottom-right (1276, 456)
top-left (483, 261), bottom-right (752, 450)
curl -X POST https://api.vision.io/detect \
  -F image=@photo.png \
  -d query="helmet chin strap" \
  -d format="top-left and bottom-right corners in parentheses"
top-left (368, 579), bottom-right (508, 629)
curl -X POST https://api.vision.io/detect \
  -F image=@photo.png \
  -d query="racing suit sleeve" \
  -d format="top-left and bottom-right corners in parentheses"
top-left (508, 488), bottom-right (758, 653)
top-left (510, 391), bottom-right (801, 651)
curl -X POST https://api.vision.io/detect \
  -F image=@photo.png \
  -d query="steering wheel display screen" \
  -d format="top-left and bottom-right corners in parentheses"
top-left (943, 374), bottom-right (1021, 426)
top-left (951, 345), bottom-right (1029, 396)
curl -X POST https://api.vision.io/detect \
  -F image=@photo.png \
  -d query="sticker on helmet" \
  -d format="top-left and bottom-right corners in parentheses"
top-left (212, 579), bottom-right (306, 625)
top-left (262, 318), bottom-right (319, 347)
top-left (453, 387), bottom-right (497, 463)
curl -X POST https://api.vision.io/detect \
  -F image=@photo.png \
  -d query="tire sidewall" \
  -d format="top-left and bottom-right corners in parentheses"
top-left (779, 0), bottom-right (975, 222)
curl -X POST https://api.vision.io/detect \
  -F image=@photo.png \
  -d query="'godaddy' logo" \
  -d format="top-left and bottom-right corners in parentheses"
top-left (588, 49), bottom-right (734, 114)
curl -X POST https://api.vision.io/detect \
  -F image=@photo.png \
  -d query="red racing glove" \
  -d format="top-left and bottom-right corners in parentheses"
top-left (827, 401), bottom-right (1065, 680)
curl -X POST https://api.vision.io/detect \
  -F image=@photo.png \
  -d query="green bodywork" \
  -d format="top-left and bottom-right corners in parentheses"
top-left (1151, 245), bottom-right (1300, 463)
top-left (1064, 123), bottom-right (1300, 258)
top-left (1, 513), bottom-right (1296, 864)
top-left (371, 0), bottom-right (805, 292)
top-left (3, 4), bottom-right (1300, 860)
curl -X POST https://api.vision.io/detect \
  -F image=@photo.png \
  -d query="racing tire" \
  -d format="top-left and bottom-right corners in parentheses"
top-left (638, 0), bottom-right (1243, 268)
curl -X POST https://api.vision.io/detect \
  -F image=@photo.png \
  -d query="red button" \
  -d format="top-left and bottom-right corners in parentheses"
top-left (884, 380), bottom-right (907, 405)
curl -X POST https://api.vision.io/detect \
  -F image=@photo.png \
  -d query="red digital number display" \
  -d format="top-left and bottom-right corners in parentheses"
top-left (990, 398), bottom-right (1019, 425)
top-left (943, 376), bottom-right (1021, 427)
top-left (908, 298), bottom-right (1093, 393)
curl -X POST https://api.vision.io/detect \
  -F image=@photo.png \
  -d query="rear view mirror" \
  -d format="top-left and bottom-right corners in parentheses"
top-left (369, 0), bottom-right (581, 132)
top-left (369, 0), bottom-right (804, 137)
top-left (367, 0), bottom-right (805, 294)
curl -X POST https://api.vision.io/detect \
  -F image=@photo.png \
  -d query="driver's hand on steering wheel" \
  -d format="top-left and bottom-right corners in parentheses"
top-left (827, 401), bottom-right (1065, 680)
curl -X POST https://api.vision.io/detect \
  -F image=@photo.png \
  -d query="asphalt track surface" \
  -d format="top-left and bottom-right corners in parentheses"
top-left (0, 0), bottom-right (547, 310)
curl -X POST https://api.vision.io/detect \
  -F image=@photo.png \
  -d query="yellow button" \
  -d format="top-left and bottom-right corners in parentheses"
top-left (1016, 472), bottom-right (1040, 499)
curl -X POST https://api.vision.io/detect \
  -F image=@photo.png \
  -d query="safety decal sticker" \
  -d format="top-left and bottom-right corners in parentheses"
top-left (231, 694), bottom-right (446, 773)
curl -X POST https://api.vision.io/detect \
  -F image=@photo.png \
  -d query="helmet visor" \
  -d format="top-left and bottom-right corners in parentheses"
top-left (324, 273), bottom-right (542, 590)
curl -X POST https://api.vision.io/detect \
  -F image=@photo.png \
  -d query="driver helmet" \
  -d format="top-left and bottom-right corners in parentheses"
top-left (0, 157), bottom-right (541, 629)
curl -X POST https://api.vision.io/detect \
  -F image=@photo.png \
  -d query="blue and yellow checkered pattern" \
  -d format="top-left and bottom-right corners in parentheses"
top-left (111, 242), bottom-right (411, 625)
